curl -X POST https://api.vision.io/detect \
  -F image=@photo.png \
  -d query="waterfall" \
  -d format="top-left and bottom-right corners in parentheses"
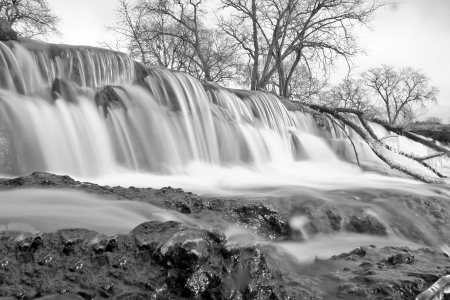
top-left (3, 40), bottom-right (450, 267)
top-left (0, 40), bottom-right (448, 192)
top-left (0, 41), bottom-right (342, 178)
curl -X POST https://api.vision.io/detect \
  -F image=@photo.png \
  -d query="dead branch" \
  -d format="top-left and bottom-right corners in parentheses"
top-left (325, 113), bottom-right (360, 166)
top-left (380, 135), bottom-right (398, 141)
top-left (372, 118), bottom-right (450, 158)
top-left (418, 153), bottom-right (445, 161)
top-left (306, 104), bottom-right (443, 183)
top-left (351, 111), bottom-right (446, 178)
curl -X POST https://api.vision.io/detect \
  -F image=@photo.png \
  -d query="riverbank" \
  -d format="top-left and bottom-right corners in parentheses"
top-left (1, 172), bottom-right (450, 299)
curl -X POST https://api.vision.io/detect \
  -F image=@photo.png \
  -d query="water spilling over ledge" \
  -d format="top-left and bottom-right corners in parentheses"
top-left (1, 39), bottom-right (450, 300)
top-left (1, 40), bottom-right (446, 180)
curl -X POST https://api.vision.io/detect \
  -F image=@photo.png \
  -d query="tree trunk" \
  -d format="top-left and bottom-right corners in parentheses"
top-left (250, 0), bottom-right (259, 90)
top-left (305, 104), bottom-right (443, 183)
top-left (372, 118), bottom-right (450, 158)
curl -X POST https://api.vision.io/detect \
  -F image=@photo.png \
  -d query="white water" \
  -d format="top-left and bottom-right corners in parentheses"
top-left (1, 41), bottom-right (450, 262)
top-left (0, 189), bottom-right (187, 235)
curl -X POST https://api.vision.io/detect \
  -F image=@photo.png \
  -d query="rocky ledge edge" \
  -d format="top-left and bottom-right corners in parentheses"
top-left (1, 173), bottom-right (450, 300)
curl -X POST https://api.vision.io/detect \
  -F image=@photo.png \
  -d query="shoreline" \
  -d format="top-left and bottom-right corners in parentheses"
top-left (1, 172), bottom-right (450, 299)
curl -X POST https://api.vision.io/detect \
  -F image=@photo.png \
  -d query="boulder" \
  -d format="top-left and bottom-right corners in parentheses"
top-left (0, 220), bottom-right (314, 299)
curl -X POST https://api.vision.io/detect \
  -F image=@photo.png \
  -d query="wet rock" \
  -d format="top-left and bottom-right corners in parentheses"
top-left (0, 220), bottom-right (450, 300)
top-left (0, 172), bottom-right (290, 240)
top-left (233, 203), bottom-right (291, 239)
top-left (2, 173), bottom-right (450, 299)
top-left (0, 219), bottom-right (312, 299)
top-left (3, 177), bottom-right (24, 187)
top-left (52, 78), bottom-right (79, 102)
top-left (94, 86), bottom-right (127, 116)
top-left (0, 17), bottom-right (18, 41)
top-left (133, 61), bottom-right (149, 88)
top-left (132, 221), bottom-right (211, 272)
top-left (388, 252), bottom-right (414, 265)
top-left (323, 245), bottom-right (450, 299)
top-left (326, 209), bottom-right (342, 231)
top-left (347, 213), bottom-right (388, 235)
top-left (5, 172), bottom-right (450, 247)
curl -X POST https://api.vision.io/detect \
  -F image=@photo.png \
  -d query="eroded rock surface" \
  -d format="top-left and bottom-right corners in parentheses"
top-left (0, 172), bottom-right (291, 240)
top-left (3, 172), bottom-right (450, 246)
top-left (0, 220), bottom-right (313, 299)
top-left (2, 173), bottom-right (450, 299)
top-left (320, 245), bottom-right (450, 299)
top-left (1, 222), bottom-right (450, 299)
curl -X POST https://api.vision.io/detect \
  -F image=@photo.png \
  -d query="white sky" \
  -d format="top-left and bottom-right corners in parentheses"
top-left (47, 0), bottom-right (450, 121)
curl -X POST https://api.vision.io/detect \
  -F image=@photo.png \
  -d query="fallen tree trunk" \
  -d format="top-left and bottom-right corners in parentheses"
top-left (306, 104), bottom-right (442, 184)
top-left (372, 118), bottom-right (450, 157)
top-left (356, 115), bottom-right (447, 178)
top-left (312, 105), bottom-right (446, 178)
top-left (419, 153), bottom-right (445, 161)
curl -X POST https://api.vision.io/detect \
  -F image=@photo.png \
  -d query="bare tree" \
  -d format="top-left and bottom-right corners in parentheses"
top-left (423, 117), bottom-right (442, 124)
top-left (218, 0), bottom-right (383, 98)
top-left (0, 0), bottom-right (60, 40)
top-left (102, 0), bottom-right (151, 64)
top-left (143, 0), bottom-right (241, 83)
top-left (103, 0), bottom-right (192, 69)
top-left (362, 65), bottom-right (439, 125)
top-left (105, 0), bottom-right (241, 84)
top-left (322, 77), bottom-right (380, 118)
top-left (265, 63), bottom-right (327, 102)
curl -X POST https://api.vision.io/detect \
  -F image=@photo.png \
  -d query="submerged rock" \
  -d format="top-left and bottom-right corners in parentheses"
top-left (52, 78), bottom-right (79, 102)
top-left (2, 172), bottom-right (450, 245)
top-left (0, 172), bottom-right (290, 240)
top-left (347, 213), bottom-right (388, 235)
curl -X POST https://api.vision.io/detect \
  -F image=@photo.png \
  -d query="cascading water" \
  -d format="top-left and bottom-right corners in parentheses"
top-left (1, 39), bottom-right (450, 268)
top-left (0, 41), bottom-right (339, 177)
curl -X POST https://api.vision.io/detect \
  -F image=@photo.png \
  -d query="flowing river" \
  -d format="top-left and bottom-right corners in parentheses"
top-left (1, 39), bottom-right (450, 265)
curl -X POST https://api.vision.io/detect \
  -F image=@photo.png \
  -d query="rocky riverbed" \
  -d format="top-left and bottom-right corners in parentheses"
top-left (0, 172), bottom-right (450, 299)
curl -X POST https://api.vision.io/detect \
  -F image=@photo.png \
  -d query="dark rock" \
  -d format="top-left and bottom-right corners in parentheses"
top-left (347, 213), bottom-right (388, 235)
top-left (0, 219), bottom-right (314, 299)
top-left (51, 78), bottom-right (79, 102)
top-left (94, 86), bottom-right (127, 116)
top-left (326, 209), bottom-right (342, 231)
top-left (4, 172), bottom-right (450, 247)
top-left (3, 177), bottom-right (25, 187)
top-left (388, 253), bottom-right (414, 265)
top-left (325, 245), bottom-right (450, 299)
top-left (2, 172), bottom-right (450, 299)
top-left (0, 172), bottom-right (290, 240)
top-left (133, 61), bottom-right (149, 88)
top-left (233, 203), bottom-right (291, 239)
top-left (0, 17), bottom-right (18, 41)
top-left (1, 219), bottom-right (450, 300)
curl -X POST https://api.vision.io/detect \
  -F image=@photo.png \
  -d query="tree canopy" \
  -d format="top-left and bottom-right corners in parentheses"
top-left (106, 0), bottom-right (440, 127)
top-left (218, 0), bottom-right (383, 97)
top-left (106, 0), bottom-right (384, 89)
top-left (362, 65), bottom-right (439, 125)
top-left (0, 0), bottom-right (60, 40)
